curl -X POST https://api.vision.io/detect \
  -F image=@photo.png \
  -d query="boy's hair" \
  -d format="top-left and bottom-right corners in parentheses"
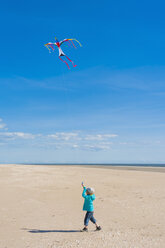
top-left (86, 187), bottom-right (95, 195)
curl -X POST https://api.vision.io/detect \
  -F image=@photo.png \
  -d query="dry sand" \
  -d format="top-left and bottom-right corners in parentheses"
top-left (0, 164), bottom-right (165, 248)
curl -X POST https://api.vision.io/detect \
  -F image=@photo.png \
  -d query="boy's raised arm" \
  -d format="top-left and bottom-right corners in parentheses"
top-left (82, 186), bottom-right (87, 198)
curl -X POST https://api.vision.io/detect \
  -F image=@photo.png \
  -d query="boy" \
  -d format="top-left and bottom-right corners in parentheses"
top-left (81, 182), bottom-right (101, 232)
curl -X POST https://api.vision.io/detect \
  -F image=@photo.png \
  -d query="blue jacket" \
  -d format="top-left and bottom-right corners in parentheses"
top-left (82, 187), bottom-right (95, 212)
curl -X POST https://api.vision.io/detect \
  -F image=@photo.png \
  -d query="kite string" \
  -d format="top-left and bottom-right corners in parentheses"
top-left (59, 58), bottom-right (71, 126)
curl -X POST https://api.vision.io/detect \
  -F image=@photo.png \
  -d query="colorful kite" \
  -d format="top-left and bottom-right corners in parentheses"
top-left (44, 37), bottom-right (82, 69)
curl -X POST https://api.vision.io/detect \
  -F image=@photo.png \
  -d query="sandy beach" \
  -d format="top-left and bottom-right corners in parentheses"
top-left (0, 164), bottom-right (165, 248)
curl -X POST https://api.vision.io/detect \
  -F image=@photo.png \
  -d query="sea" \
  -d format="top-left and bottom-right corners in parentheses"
top-left (23, 163), bottom-right (165, 168)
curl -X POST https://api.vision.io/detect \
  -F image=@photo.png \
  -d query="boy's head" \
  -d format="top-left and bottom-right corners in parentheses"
top-left (86, 187), bottom-right (95, 195)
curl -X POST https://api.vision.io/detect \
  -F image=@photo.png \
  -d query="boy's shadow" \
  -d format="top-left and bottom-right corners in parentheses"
top-left (22, 228), bottom-right (80, 233)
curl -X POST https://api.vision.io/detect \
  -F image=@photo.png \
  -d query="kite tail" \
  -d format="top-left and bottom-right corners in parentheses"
top-left (71, 40), bottom-right (76, 48)
top-left (59, 56), bottom-right (70, 69)
top-left (49, 45), bottom-right (54, 51)
top-left (70, 39), bottom-right (82, 47)
top-left (68, 40), bottom-right (72, 47)
top-left (65, 55), bottom-right (77, 67)
top-left (44, 44), bottom-right (51, 53)
top-left (66, 40), bottom-right (76, 48)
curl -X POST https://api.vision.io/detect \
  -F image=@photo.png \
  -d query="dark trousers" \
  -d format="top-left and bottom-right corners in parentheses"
top-left (84, 211), bottom-right (96, 226)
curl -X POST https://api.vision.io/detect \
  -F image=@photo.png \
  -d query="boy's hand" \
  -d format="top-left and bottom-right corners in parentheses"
top-left (81, 182), bottom-right (84, 187)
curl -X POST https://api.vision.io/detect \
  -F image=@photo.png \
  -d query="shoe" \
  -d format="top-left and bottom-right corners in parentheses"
top-left (81, 227), bottom-right (88, 232)
top-left (96, 226), bottom-right (101, 231)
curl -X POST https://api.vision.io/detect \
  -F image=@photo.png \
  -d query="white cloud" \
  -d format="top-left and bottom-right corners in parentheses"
top-left (0, 128), bottom-right (118, 152)
top-left (0, 118), bottom-right (7, 130)
top-left (0, 132), bottom-right (35, 140)
top-left (83, 143), bottom-right (111, 151)
top-left (0, 123), bottom-right (6, 129)
top-left (0, 131), bottom-right (118, 143)
top-left (85, 134), bottom-right (118, 140)
top-left (47, 132), bottom-right (118, 147)
top-left (43, 132), bottom-right (117, 151)
top-left (72, 144), bottom-right (79, 148)
top-left (48, 132), bottom-right (79, 141)
top-left (14, 132), bottom-right (35, 139)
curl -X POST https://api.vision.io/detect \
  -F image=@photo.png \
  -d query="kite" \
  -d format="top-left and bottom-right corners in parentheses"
top-left (44, 37), bottom-right (82, 69)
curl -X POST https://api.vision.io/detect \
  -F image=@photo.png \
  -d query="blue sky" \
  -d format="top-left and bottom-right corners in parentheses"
top-left (0, 0), bottom-right (165, 163)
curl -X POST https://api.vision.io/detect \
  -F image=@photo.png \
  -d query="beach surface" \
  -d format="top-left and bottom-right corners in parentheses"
top-left (0, 164), bottom-right (165, 248)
